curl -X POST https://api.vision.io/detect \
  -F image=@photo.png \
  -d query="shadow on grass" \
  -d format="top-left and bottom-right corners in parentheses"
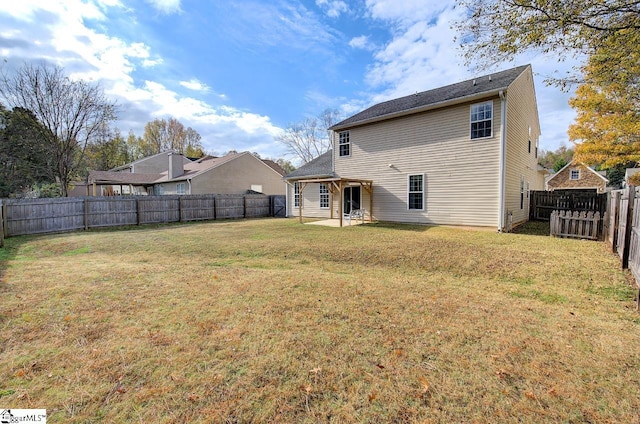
top-left (367, 222), bottom-right (435, 232)
top-left (511, 220), bottom-right (550, 237)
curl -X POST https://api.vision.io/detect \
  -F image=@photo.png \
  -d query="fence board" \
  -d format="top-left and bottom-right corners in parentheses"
top-left (530, 190), bottom-right (606, 221)
top-left (86, 197), bottom-right (138, 228)
top-left (3, 198), bottom-right (85, 236)
top-left (0, 194), bottom-right (280, 240)
top-left (179, 195), bottom-right (217, 221)
top-left (550, 210), bottom-right (600, 240)
top-left (215, 196), bottom-right (244, 219)
top-left (245, 195), bottom-right (270, 218)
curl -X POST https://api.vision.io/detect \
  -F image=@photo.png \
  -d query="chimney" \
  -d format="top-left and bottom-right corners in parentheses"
top-left (168, 152), bottom-right (184, 180)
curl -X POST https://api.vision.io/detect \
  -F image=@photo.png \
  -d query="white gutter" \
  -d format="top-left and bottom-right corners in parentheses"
top-left (498, 90), bottom-right (507, 232)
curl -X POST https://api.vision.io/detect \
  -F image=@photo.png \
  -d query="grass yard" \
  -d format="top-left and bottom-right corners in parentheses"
top-left (0, 218), bottom-right (639, 423)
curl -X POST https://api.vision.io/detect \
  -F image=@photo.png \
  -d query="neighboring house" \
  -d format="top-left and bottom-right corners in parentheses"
top-left (546, 160), bottom-right (609, 193)
top-left (86, 151), bottom-right (286, 196)
top-left (624, 168), bottom-right (640, 188)
top-left (285, 64), bottom-right (546, 230)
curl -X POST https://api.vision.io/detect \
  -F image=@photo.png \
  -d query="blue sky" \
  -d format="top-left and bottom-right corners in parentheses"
top-left (0, 0), bottom-right (578, 163)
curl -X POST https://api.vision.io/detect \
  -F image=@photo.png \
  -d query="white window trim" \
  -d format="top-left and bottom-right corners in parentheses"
top-left (338, 130), bottom-right (351, 158)
top-left (319, 183), bottom-right (329, 209)
top-left (407, 174), bottom-right (425, 211)
top-left (294, 182), bottom-right (300, 207)
top-left (470, 101), bottom-right (493, 140)
top-left (570, 169), bottom-right (580, 180)
top-left (176, 182), bottom-right (185, 195)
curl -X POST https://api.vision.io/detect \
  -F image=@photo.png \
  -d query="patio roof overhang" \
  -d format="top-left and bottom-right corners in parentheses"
top-left (295, 177), bottom-right (373, 227)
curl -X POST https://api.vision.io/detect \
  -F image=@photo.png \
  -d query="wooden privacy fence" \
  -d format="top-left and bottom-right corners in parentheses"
top-left (0, 194), bottom-right (284, 240)
top-left (550, 210), bottom-right (600, 240)
top-left (530, 190), bottom-right (607, 221)
top-left (607, 187), bottom-right (640, 310)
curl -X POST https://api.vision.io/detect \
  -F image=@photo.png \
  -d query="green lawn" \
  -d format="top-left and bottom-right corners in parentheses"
top-left (0, 218), bottom-right (638, 423)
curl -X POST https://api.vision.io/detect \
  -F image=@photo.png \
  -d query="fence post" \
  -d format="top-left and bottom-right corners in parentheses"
top-left (84, 198), bottom-right (89, 231)
top-left (0, 201), bottom-right (4, 248)
top-left (622, 186), bottom-right (635, 269)
top-left (178, 196), bottom-right (182, 222)
top-left (243, 195), bottom-right (247, 218)
top-left (136, 198), bottom-right (141, 226)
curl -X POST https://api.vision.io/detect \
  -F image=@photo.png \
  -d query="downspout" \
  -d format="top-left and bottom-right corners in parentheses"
top-left (285, 181), bottom-right (291, 218)
top-left (498, 90), bottom-right (507, 232)
top-left (187, 178), bottom-right (192, 195)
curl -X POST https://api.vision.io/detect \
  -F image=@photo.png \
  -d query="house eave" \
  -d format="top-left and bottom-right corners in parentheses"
top-left (329, 88), bottom-right (508, 131)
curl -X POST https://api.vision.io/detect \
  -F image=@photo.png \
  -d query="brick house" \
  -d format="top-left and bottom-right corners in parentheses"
top-left (546, 160), bottom-right (609, 193)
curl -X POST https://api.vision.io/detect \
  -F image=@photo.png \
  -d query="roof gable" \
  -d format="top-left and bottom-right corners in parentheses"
top-left (547, 160), bottom-right (609, 184)
top-left (284, 150), bottom-right (333, 180)
top-left (331, 65), bottom-right (530, 130)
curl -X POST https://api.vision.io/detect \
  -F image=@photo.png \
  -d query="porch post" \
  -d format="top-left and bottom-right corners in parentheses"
top-left (338, 180), bottom-right (343, 227)
top-left (369, 183), bottom-right (373, 223)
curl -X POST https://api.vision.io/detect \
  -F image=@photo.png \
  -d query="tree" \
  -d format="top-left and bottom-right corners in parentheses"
top-left (274, 158), bottom-right (296, 174)
top-left (569, 82), bottom-right (640, 168)
top-left (0, 104), bottom-right (54, 197)
top-left (455, 0), bottom-right (640, 87)
top-left (141, 117), bottom-right (205, 157)
top-left (570, 28), bottom-right (640, 168)
top-left (82, 128), bottom-right (131, 173)
top-left (277, 108), bottom-right (341, 164)
top-left (538, 146), bottom-right (574, 172)
top-left (0, 63), bottom-right (117, 196)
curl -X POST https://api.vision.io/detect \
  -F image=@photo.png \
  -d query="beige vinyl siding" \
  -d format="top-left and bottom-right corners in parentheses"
top-left (190, 153), bottom-right (286, 195)
top-left (504, 67), bottom-right (542, 225)
top-left (155, 182), bottom-right (185, 195)
top-left (335, 100), bottom-right (501, 227)
top-left (287, 183), bottom-right (332, 218)
top-left (132, 152), bottom-right (190, 174)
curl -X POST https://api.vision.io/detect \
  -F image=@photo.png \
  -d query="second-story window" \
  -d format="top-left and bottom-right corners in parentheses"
top-left (470, 102), bottom-right (493, 139)
top-left (339, 131), bottom-right (350, 157)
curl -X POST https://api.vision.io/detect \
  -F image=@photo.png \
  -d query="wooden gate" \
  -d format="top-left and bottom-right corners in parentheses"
top-left (530, 190), bottom-right (607, 221)
top-left (270, 195), bottom-right (286, 217)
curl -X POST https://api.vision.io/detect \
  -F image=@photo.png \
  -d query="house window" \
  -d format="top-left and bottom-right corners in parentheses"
top-left (176, 183), bottom-right (185, 194)
top-left (535, 140), bottom-right (538, 159)
top-left (470, 102), bottom-right (493, 139)
top-left (319, 183), bottom-right (329, 209)
top-left (570, 169), bottom-right (580, 180)
top-left (155, 184), bottom-right (164, 195)
top-left (294, 182), bottom-right (300, 207)
top-left (520, 176), bottom-right (525, 209)
top-left (408, 174), bottom-right (424, 210)
top-left (339, 131), bottom-right (350, 157)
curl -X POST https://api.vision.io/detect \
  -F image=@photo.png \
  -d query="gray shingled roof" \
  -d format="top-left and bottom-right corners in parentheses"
top-left (330, 65), bottom-right (530, 130)
top-left (88, 170), bottom-right (165, 185)
top-left (284, 150), bottom-right (334, 180)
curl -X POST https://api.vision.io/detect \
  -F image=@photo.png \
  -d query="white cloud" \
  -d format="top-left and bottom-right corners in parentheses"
top-left (365, 0), bottom-right (447, 23)
top-left (179, 78), bottom-right (210, 93)
top-left (316, 0), bottom-right (348, 18)
top-left (144, 0), bottom-right (181, 15)
top-left (349, 35), bottom-right (375, 51)
top-left (0, 0), bottom-right (289, 158)
top-left (365, 6), bottom-right (468, 102)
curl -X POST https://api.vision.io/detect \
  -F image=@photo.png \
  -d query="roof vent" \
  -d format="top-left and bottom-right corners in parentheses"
top-left (489, 75), bottom-right (492, 82)
top-left (473, 79), bottom-right (476, 86)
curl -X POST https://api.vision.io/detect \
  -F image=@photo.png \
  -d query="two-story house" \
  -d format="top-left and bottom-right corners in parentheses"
top-left (285, 64), bottom-right (546, 230)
